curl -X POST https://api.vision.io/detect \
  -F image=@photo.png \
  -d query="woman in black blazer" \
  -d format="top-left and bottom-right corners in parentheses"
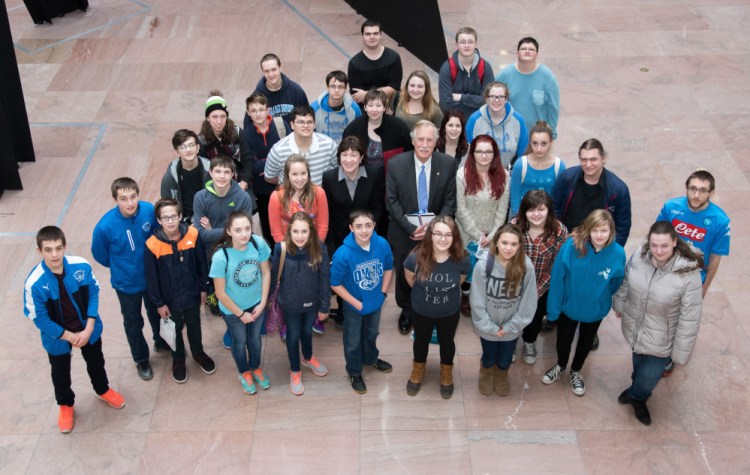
top-left (322, 136), bottom-right (384, 323)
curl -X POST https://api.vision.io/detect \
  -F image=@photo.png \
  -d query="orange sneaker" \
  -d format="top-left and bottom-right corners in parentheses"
top-left (96, 388), bottom-right (126, 409)
top-left (58, 405), bottom-right (74, 433)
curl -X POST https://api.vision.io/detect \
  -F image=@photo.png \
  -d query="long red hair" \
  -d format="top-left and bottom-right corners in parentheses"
top-left (463, 135), bottom-right (506, 199)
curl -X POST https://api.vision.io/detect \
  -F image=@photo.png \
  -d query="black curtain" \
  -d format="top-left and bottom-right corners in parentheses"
top-left (0, 0), bottom-right (35, 196)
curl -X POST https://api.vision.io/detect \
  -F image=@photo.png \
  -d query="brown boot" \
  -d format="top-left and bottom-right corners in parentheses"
top-left (439, 363), bottom-right (454, 399)
top-left (494, 367), bottom-right (510, 397)
top-left (478, 364), bottom-right (494, 395)
top-left (406, 361), bottom-right (426, 396)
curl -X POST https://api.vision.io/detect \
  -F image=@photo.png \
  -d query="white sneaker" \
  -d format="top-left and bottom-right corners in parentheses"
top-left (542, 364), bottom-right (563, 384)
top-left (570, 371), bottom-right (585, 396)
top-left (523, 342), bottom-right (537, 364)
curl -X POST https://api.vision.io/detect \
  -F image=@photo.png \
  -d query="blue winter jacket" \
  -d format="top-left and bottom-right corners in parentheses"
top-left (24, 256), bottom-right (103, 356)
top-left (552, 166), bottom-right (632, 246)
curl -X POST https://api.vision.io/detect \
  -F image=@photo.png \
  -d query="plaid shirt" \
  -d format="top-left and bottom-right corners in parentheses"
top-left (523, 220), bottom-right (568, 296)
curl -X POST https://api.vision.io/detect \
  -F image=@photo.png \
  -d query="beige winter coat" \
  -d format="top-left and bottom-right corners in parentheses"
top-left (613, 243), bottom-right (703, 364)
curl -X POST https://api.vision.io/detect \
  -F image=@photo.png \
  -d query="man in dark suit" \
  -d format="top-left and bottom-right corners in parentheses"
top-left (386, 120), bottom-right (458, 334)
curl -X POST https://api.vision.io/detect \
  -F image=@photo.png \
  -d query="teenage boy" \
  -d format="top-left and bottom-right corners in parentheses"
top-left (250, 53), bottom-right (309, 123)
top-left (264, 105), bottom-right (339, 185)
top-left (145, 199), bottom-right (216, 384)
top-left (311, 70), bottom-right (362, 144)
top-left (193, 155), bottom-right (256, 253)
top-left (438, 26), bottom-right (495, 118)
top-left (348, 20), bottom-right (403, 108)
top-left (26, 226), bottom-right (126, 433)
top-left (193, 155), bottom-right (254, 341)
top-left (92, 177), bottom-right (165, 381)
top-left (331, 210), bottom-right (394, 394)
top-left (497, 37), bottom-right (560, 138)
top-left (160, 129), bottom-right (211, 223)
top-left (243, 92), bottom-right (291, 245)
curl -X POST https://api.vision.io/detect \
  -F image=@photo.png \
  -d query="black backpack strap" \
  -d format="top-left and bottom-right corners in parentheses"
top-left (485, 255), bottom-right (495, 279)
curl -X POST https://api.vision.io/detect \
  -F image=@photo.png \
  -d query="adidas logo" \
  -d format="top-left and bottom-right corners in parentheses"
top-left (229, 202), bottom-right (236, 207)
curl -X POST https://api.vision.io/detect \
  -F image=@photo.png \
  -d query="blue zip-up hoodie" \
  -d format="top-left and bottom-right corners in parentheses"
top-left (330, 231), bottom-right (393, 316)
top-left (310, 90), bottom-right (361, 144)
top-left (547, 237), bottom-right (626, 323)
top-left (91, 202), bottom-right (156, 294)
top-left (271, 242), bottom-right (330, 313)
top-left (24, 256), bottom-right (103, 356)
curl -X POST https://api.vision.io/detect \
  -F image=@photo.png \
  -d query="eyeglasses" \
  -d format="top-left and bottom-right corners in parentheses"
top-left (432, 232), bottom-right (453, 240)
top-left (487, 95), bottom-right (506, 102)
top-left (177, 142), bottom-right (197, 151)
top-left (474, 150), bottom-right (494, 157)
top-left (687, 186), bottom-right (711, 195)
top-left (294, 120), bottom-right (315, 126)
top-left (519, 47), bottom-right (537, 52)
top-left (248, 108), bottom-right (267, 115)
top-left (160, 215), bottom-right (180, 222)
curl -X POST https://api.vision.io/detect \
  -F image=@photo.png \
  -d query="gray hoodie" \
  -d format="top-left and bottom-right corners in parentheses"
top-left (470, 254), bottom-right (538, 341)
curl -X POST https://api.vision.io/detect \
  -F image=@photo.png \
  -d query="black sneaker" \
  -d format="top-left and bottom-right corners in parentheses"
top-left (631, 399), bottom-right (652, 426)
top-left (591, 334), bottom-right (600, 351)
top-left (371, 359), bottom-right (392, 373)
top-left (136, 361), bottom-right (153, 381)
top-left (193, 351), bottom-right (216, 375)
top-left (350, 375), bottom-right (367, 394)
top-left (172, 361), bottom-right (187, 384)
top-left (540, 316), bottom-right (556, 332)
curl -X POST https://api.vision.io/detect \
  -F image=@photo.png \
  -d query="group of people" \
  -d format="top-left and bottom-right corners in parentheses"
top-left (22, 21), bottom-right (730, 434)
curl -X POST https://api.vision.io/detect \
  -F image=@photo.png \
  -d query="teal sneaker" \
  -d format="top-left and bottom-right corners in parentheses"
top-left (239, 372), bottom-right (257, 395)
top-left (251, 368), bottom-right (271, 390)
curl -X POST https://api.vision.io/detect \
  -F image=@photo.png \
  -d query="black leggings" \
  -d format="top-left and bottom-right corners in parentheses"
top-left (412, 310), bottom-right (460, 365)
top-left (522, 291), bottom-right (548, 343)
top-left (556, 313), bottom-right (602, 372)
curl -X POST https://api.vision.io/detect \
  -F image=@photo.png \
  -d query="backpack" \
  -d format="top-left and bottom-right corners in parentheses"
top-left (449, 57), bottom-right (486, 83)
top-left (520, 156), bottom-right (562, 182)
top-left (221, 235), bottom-right (259, 274)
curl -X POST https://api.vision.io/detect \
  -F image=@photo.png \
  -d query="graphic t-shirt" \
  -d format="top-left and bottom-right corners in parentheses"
top-left (657, 197), bottom-right (730, 281)
top-left (209, 237), bottom-right (271, 314)
top-left (404, 253), bottom-right (471, 318)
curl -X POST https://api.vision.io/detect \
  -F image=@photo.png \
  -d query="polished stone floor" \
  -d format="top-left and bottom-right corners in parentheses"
top-left (2, 0), bottom-right (749, 473)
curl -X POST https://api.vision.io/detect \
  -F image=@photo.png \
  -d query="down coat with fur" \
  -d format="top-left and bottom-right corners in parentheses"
top-left (613, 242), bottom-right (703, 364)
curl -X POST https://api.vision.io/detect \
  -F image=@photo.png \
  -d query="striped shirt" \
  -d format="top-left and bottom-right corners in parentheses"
top-left (264, 132), bottom-right (338, 185)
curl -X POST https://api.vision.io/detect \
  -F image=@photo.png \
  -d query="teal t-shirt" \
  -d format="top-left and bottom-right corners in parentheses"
top-left (209, 237), bottom-right (271, 314)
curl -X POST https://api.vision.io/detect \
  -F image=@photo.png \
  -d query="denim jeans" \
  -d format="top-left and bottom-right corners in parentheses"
top-left (170, 304), bottom-right (203, 361)
top-left (479, 337), bottom-right (518, 370)
top-left (221, 306), bottom-right (262, 373)
top-left (48, 338), bottom-right (109, 406)
top-left (342, 305), bottom-right (381, 376)
top-left (284, 309), bottom-right (316, 372)
top-left (627, 352), bottom-right (670, 401)
top-left (115, 289), bottom-right (165, 363)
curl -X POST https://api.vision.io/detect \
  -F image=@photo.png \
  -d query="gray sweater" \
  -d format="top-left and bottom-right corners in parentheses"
top-left (470, 254), bottom-right (537, 341)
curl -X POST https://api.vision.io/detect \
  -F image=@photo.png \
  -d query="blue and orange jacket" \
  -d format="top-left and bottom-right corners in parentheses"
top-left (23, 256), bottom-right (103, 356)
top-left (145, 224), bottom-right (208, 313)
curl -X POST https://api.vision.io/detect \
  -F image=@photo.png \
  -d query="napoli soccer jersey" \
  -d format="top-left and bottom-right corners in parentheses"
top-left (657, 197), bottom-right (730, 281)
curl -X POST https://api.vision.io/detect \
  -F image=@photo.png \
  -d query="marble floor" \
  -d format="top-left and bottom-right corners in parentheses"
top-left (2, 0), bottom-right (750, 473)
